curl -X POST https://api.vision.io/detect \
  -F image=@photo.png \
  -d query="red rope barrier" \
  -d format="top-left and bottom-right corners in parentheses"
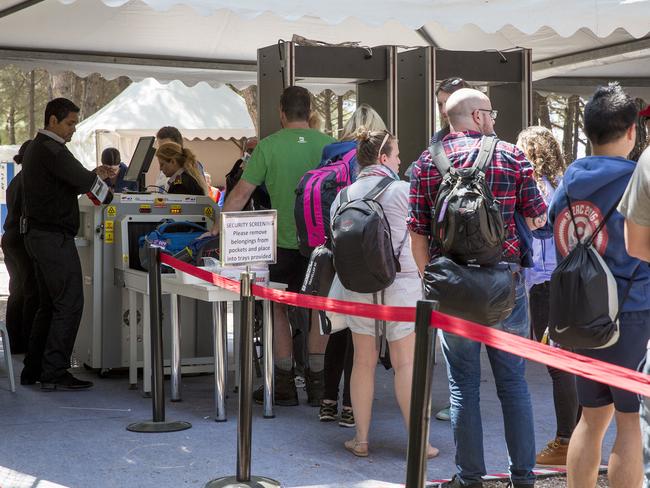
top-left (160, 254), bottom-right (650, 397)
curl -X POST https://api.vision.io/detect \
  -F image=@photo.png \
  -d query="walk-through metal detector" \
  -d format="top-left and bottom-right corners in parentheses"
top-left (258, 42), bottom-right (398, 138)
top-left (258, 41), bottom-right (531, 175)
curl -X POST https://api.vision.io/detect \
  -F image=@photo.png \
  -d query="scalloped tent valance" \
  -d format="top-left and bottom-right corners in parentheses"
top-left (0, 0), bottom-right (647, 96)
top-left (58, 0), bottom-right (650, 38)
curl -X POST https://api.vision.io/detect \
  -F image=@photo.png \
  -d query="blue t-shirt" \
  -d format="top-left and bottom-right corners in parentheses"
top-left (549, 156), bottom-right (650, 312)
top-left (104, 163), bottom-right (138, 192)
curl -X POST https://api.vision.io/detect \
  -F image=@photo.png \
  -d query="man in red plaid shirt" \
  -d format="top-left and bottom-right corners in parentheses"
top-left (408, 88), bottom-right (547, 488)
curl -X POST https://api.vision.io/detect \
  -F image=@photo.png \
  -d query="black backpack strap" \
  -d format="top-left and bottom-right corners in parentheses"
top-left (471, 135), bottom-right (498, 174)
top-left (364, 176), bottom-right (394, 201)
top-left (564, 191), bottom-right (620, 246)
top-left (586, 197), bottom-right (622, 247)
top-left (428, 142), bottom-right (451, 176)
top-left (614, 262), bottom-right (643, 323)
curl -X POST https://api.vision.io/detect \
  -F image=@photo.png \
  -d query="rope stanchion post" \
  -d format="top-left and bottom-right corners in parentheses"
top-left (213, 301), bottom-right (228, 422)
top-left (262, 300), bottom-right (274, 419)
top-left (127, 245), bottom-right (192, 434)
top-left (205, 268), bottom-right (281, 488)
top-left (405, 300), bottom-right (439, 488)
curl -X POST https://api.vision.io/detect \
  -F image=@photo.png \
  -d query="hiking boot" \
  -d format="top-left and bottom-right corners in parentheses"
top-left (253, 367), bottom-right (298, 406)
top-left (40, 373), bottom-right (93, 391)
top-left (339, 406), bottom-right (355, 428)
top-left (319, 400), bottom-right (337, 421)
top-left (435, 405), bottom-right (451, 421)
top-left (305, 369), bottom-right (325, 407)
top-left (505, 483), bottom-right (535, 488)
top-left (536, 437), bottom-right (569, 465)
top-left (440, 475), bottom-right (483, 488)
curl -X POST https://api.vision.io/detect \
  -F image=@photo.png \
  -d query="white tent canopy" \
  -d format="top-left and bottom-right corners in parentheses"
top-left (69, 78), bottom-right (255, 171)
top-left (0, 0), bottom-right (648, 95)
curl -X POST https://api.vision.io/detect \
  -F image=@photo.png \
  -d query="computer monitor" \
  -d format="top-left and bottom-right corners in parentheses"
top-left (123, 136), bottom-right (156, 191)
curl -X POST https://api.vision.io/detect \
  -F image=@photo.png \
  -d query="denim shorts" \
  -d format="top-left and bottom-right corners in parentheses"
top-left (576, 309), bottom-right (650, 413)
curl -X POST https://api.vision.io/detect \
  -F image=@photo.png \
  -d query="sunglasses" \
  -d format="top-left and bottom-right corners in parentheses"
top-left (378, 132), bottom-right (390, 159)
top-left (439, 78), bottom-right (464, 91)
top-left (476, 109), bottom-right (499, 121)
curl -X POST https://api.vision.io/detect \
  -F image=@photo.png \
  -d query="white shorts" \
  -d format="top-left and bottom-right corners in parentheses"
top-left (327, 272), bottom-right (421, 342)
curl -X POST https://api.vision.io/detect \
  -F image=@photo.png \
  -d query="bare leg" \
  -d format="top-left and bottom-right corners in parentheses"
top-left (273, 303), bottom-right (292, 362)
top-left (350, 333), bottom-right (379, 444)
top-left (308, 311), bottom-right (329, 354)
top-left (567, 405), bottom-right (613, 488)
top-left (609, 410), bottom-right (643, 488)
top-left (389, 332), bottom-right (439, 458)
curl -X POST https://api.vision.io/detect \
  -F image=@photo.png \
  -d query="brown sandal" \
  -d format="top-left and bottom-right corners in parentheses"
top-left (344, 439), bottom-right (369, 457)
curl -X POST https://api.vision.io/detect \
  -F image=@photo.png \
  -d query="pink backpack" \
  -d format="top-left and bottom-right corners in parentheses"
top-left (294, 149), bottom-right (356, 257)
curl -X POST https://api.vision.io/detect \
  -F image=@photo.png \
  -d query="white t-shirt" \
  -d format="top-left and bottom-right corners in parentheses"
top-left (619, 146), bottom-right (650, 226)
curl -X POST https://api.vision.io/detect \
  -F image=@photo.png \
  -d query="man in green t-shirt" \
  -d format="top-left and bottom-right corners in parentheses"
top-left (212, 86), bottom-right (335, 406)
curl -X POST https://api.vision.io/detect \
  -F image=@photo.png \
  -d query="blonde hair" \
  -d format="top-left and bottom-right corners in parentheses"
top-left (516, 126), bottom-right (566, 194)
top-left (354, 127), bottom-right (395, 167)
top-left (156, 142), bottom-right (209, 196)
top-left (341, 104), bottom-right (387, 141)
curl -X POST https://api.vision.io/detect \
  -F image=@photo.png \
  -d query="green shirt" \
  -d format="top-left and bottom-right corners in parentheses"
top-left (242, 128), bottom-right (335, 249)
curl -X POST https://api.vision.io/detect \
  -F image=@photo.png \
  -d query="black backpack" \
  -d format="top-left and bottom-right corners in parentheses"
top-left (430, 136), bottom-right (505, 266)
top-left (331, 176), bottom-right (404, 294)
top-left (225, 157), bottom-right (271, 210)
top-left (549, 194), bottom-right (640, 349)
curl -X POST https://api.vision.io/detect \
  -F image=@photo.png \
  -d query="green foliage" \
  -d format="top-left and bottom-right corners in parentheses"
top-left (0, 66), bottom-right (131, 145)
top-left (0, 66), bottom-right (49, 145)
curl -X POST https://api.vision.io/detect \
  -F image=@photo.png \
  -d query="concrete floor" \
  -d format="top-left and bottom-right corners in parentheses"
top-left (0, 258), bottom-right (615, 488)
top-left (0, 345), bottom-right (616, 488)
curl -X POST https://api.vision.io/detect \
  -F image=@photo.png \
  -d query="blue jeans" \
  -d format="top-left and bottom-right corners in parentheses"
top-left (441, 275), bottom-right (536, 485)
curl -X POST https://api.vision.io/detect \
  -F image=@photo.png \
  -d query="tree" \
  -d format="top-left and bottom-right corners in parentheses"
top-left (228, 84), bottom-right (258, 135)
top-left (0, 66), bottom-right (131, 145)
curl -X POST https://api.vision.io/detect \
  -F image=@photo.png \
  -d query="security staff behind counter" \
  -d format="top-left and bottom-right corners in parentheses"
top-left (156, 141), bottom-right (209, 196)
top-left (20, 98), bottom-right (114, 391)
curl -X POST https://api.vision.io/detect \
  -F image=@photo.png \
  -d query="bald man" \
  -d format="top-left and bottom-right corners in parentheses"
top-left (408, 88), bottom-right (547, 488)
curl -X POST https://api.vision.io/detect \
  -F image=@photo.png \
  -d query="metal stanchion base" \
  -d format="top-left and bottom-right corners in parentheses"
top-left (126, 420), bottom-right (192, 433)
top-left (204, 476), bottom-right (281, 488)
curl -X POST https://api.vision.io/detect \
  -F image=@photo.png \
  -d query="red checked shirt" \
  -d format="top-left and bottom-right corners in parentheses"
top-left (408, 131), bottom-right (547, 261)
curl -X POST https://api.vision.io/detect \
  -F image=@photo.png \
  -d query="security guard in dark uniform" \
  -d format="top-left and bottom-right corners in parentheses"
top-left (1, 140), bottom-right (37, 353)
top-left (21, 98), bottom-right (114, 390)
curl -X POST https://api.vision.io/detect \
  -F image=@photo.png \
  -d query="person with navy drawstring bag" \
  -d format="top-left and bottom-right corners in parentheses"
top-left (548, 84), bottom-right (650, 487)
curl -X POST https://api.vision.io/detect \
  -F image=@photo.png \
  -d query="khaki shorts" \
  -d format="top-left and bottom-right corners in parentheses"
top-left (328, 272), bottom-right (421, 342)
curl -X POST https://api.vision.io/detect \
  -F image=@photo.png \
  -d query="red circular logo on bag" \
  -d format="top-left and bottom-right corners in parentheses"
top-left (554, 200), bottom-right (609, 257)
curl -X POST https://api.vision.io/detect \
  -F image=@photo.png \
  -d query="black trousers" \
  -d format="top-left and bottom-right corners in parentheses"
top-left (530, 281), bottom-right (579, 439)
top-left (23, 229), bottom-right (84, 381)
top-left (323, 328), bottom-right (353, 406)
top-left (1, 232), bottom-right (38, 353)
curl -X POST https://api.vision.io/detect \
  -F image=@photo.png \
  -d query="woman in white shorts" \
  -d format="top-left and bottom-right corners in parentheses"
top-left (328, 127), bottom-right (439, 459)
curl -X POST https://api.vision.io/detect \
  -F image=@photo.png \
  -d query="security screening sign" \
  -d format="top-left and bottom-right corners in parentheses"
top-left (220, 210), bottom-right (277, 265)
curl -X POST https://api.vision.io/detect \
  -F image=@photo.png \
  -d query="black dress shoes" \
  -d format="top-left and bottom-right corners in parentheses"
top-left (40, 373), bottom-right (94, 391)
top-left (20, 368), bottom-right (40, 385)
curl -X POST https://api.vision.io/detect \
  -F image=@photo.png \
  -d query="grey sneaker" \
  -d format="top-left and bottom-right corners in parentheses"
top-left (435, 406), bottom-right (451, 421)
